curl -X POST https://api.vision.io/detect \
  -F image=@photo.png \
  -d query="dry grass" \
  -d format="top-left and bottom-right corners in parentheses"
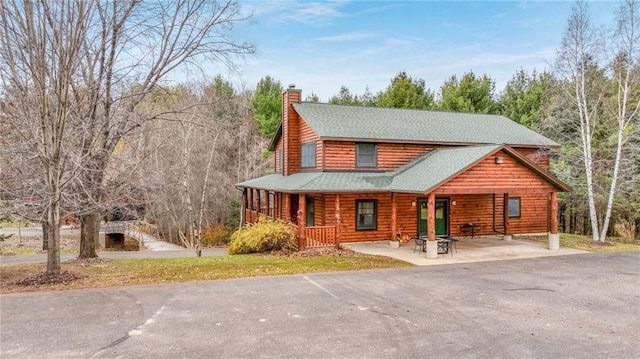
top-left (0, 250), bottom-right (412, 294)
top-left (0, 235), bottom-right (79, 256)
top-left (521, 233), bottom-right (640, 252)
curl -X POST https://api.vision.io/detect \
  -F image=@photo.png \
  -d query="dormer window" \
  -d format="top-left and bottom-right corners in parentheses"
top-left (356, 143), bottom-right (377, 167)
top-left (301, 142), bottom-right (316, 168)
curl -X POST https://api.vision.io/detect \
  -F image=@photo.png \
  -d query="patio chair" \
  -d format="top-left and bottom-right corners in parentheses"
top-left (438, 235), bottom-right (458, 253)
top-left (414, 237), bottom-right (426, 253)
top-left (436, 238), bottom-right (450, 256)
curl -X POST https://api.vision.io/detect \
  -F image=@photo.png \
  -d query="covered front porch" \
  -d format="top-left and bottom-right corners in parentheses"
top-left (345, 235), bottom-right (587, 266)
top-left (237, 144), bottom-right (570, 255)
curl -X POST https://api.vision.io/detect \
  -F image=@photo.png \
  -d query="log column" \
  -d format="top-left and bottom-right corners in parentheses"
top-left (549, 191), bottom-right (560, 250)
top-left (297, 194), bottom-right (306, 250)
top-left (425, 193), bottom-right (438, 259)
top-left (503, 193), bottom-right (511, 241)
top-left (265, 191), bottom-right (271, 217)
top-left (256, 190), bottom-right (262, 215)
top-left (391, 192), bottom-right (397, 241)
top-left (241, 188), bottom-right (247, 225)
top-left (335, 193), bottom-right (341, 249)
top-left (247, 189), bottom-right (253, 223)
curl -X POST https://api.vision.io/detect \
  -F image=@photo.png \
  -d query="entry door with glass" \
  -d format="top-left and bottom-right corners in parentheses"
top-left (418, 199), bottom-right (449, 237)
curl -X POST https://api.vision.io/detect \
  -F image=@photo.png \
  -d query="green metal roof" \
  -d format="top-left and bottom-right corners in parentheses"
top-left (238, 144), bottom-right (509, 194)
top-left (291, 102), bottom-right (559, 147)
top-left (390, 144), bottom-right (501, 193)
top-left (236, 171), bottom-right (391, 193)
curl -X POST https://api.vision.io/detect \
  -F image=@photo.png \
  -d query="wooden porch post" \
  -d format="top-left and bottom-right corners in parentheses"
top-left (391, 192), bottom-right (397, 241)
top-left (297, 194), bottom-right (306, 250)
top-left (549, 191), bottom-right (560, 250)
top-left (427, 193), bottom-right (436, 241)
top-left (246, 188), bottom-right (253, 223)
top-left (275, 192), bottom-right (280, 219)
top-left (335, 193), bottom-right (341, 249)
top-left (256, 190), bottom-right (262, 215)
top-left (241, 188), bottom-right (247, 225)
top-left (265, 191), bottom-right (271, 217)
top-left (503, 193), bottom-right (511, 241)
top-left (425, 193), bottom-right (438, 259)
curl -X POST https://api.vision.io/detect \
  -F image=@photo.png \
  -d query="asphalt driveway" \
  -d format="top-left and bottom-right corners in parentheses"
top-left (1, 252), bottom-right (639, 358)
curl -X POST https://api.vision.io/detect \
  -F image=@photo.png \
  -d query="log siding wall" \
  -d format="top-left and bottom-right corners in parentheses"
top-left (433, 150), bottom-right (556, 194)
top-left (323, 141), bottom-right (433, 170)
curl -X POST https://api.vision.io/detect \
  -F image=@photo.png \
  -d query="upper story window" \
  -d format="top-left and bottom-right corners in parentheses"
top-left (301, 142), bottom-right (316, 168)
top-left (277, 148), bottom-right (283, 172)
top-left (356, 143), bottom-right (377, 167)
top-left (508, 197), bottom-right (521, 218)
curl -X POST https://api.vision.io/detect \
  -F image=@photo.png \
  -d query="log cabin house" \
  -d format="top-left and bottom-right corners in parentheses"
top-left (237, 85), bottom-right (571, 255)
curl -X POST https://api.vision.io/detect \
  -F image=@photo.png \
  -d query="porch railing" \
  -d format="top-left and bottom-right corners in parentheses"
top-left (245, 209), bottom-right (260, 224)
top-left (244, 210), bottom-right (336, 249)
top-left (304, 226), bottom-right (336, 248)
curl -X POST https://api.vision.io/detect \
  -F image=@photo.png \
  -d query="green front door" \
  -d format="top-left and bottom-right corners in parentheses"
top-left (418, 199), bottom-right (449, 237)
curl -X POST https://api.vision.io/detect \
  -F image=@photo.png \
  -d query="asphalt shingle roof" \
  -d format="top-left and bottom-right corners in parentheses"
top-left (292, 102), bottom-right (558, 147)
top-left (390, 144), bottom-right (501, 192)
top-left (237, 144), bottom-right (503, 193)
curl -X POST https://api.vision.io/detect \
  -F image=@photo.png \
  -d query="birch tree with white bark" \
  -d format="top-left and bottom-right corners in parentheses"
top-left (554, 0), bottom-right (639, 242)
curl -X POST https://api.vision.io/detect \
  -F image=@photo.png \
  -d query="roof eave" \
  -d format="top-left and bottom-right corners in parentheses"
top-left (267, 123), bottom-right (283, 151)
top-left (319, 136), bottom-right (559, 148)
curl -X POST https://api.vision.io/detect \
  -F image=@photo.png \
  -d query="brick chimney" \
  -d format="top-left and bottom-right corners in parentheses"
top-left (282, 84), bottom-right (301, 176)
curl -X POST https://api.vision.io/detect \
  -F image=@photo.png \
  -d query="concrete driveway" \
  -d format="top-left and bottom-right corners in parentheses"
top-left (1, 252), bottom-right (638, 358)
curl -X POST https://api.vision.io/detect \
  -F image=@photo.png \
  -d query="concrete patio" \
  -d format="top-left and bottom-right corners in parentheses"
top-left (344, 235), bottom-right (587, 266)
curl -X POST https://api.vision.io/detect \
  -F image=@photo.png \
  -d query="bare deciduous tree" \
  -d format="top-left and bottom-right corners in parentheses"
top-left (1, 0), bottom-right (254, 271)
top-left (140, 79), bottom-right (266, 253)
top-left (1, 0), bottom-right (93, 271)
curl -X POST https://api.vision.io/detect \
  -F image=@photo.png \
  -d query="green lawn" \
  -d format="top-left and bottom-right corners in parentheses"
top-left (0, 253), bottom-right (412, 293)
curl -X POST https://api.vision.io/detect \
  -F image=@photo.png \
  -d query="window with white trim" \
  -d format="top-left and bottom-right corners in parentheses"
top-left (508, 197), bottom-right (521, 218)
top-left (301, 142), bottom-right (316, 168)
top-left (356, 143), bottom-right (377, 167)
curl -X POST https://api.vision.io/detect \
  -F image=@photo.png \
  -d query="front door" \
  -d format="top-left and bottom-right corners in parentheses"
top-left (418, 199), bottom-right (449, 237)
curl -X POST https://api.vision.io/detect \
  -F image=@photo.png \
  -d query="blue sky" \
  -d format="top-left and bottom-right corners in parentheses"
top-left (211, 1), bottom-right (620, 101)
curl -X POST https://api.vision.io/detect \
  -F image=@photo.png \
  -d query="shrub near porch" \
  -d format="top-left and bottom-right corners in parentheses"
top-left (228, 218), bottom-right (298, 254)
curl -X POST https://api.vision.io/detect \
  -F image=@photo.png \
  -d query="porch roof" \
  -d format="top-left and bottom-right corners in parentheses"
top-left (238, 144), bottom-right (570, 193)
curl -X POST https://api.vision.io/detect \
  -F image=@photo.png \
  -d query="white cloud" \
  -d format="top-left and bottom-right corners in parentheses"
top-left (248, 0), bottom-right (349, 26)
top-left (314, 31), bottom-right (378, 42)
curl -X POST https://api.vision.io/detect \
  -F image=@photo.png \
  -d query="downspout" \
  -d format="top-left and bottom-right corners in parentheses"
top-left (492, 194), bottom-right (505, 235)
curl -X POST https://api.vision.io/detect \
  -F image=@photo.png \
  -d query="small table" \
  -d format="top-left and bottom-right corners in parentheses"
top-left (460, 223), bottom-right (481, 238)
